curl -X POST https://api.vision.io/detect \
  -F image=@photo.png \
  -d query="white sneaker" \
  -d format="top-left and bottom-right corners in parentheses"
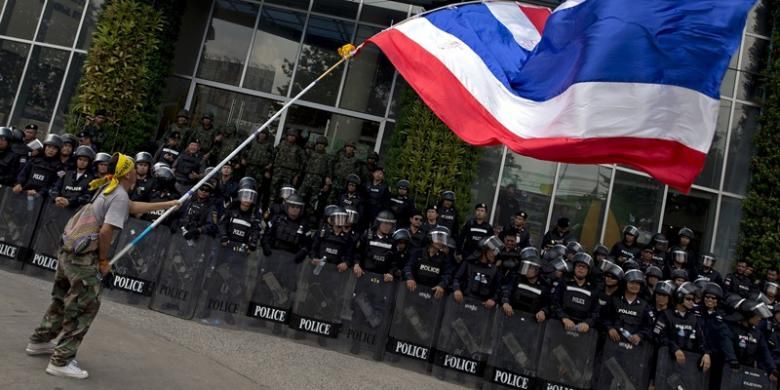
top-left (46, 360), bottom-right (89, 379)
top-left (25, 341), bottom-right (56, 355)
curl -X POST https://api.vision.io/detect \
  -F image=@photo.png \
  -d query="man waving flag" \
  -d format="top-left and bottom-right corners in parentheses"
top-left (367, 0), bottom-right (756, 192)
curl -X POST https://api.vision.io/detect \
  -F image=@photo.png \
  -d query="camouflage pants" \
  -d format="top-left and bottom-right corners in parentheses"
top-left (298, 174), bottom-right (324, 200)
top-left (30, 250), bottom-right (102, 366)
top-left (270, 167), bottom-right (298, 196)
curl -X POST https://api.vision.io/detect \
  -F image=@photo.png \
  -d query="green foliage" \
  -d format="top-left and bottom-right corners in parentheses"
top-left (385, 87), bottom-right (481, 220)
top-left (737, 1), bottom-right (780, 275)
top-left (65, 0), bottom-right (184, 153)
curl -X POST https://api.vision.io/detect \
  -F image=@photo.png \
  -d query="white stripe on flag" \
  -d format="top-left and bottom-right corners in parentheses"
top-left (484, 2), bottom-right (541, 51)
top-left (395, 18), bottom-right (717, 154)
top-left (555, 0), bottom-right (588, 12)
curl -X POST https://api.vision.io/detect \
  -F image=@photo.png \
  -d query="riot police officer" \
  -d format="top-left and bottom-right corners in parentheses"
top-left (406, 209), bottom-right (426, 250)
top-left (310, 207), bottom-right (353, 272)
top-left (605, 270), bottom-right (653, 346)
top-left (338, 174), bottom-right (364, 219)
top-left (725, 260), bottom-right (756, 298)
top-left (49, 145), bottom-right (95, 209)
top-left (219, 177), bottom-right (262, 252)
top-left (653, 282), bottom-right (712, 371)
top-left (363, 166), bottom-right (390, 225)
top-left (696, 253), bottom-right (724, 287)
top-left (391, 228), bottom-right (413, 280)
top-left (93, 152), bottom-right (111, 178)
top-left (14, 134), bottom-right (64, 194)
top-left (140, 163), bottom-right (180, 222)
top-left (650, 280), bottom-right (675, 331)
top-left (671, 227), bottom-right (698, 277)
top-left (353, 210), bottom-right (398, 282)
top-left (174, 181), bottom-right (219, 241)
top-left (553, 252), bottom-right (600, 333)
top-left (501, 249), bottom-right (550, 321)
top-left (262, 194), bottom-right (309, 261)
top-left (58, 134), bottom-right (78, 172)
top-left (389, 179), bottom-right (414, 228)
top-left (725, 294), bottom-right (779, 381)
top-left (698, 282), bottom-right (737, 387)
top-left (403, 226), bottom-right (453, 300)
top-left (644, 265), bottom-right (664, 301)
top-left (598, 263), bottom-right (624, 322)
top-left (458, 203), bottom-right (493, 263)
top-left (497, 235), bottom-right (522, 279)
top-left (131, 152), bottom-right (154, 201)
top-left (500, 211), bottom-right (531, 249)
top-left (609, 225), bottom-right (642, 262)
top-left (0, 127), bottom-right (20, 186)
top-left (436, 190), bottom-right (459, 235)
top-left (650, 233), bottom-right (669, 270)
top-left (670, 268), bottom-right (689, 288)
top-left (452, 236), bottom-right (503, 308)
top-left (665, 249), bottom-right (689, 280)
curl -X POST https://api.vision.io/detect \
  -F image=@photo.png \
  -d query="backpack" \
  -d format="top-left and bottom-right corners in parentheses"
top-left (61, 187), bottom-right (105, 255)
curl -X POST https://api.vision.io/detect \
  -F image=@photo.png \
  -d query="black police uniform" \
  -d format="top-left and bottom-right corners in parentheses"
top-left (141, 184), bottom-right (179, 223)
top-left (729, 321), bottom-right (777, 373)
top-left (131, 175), bottom-right (153, 202)
top-left (338, 192), bottom-right (364, 220)
top-left (16, 156), bottom-right (63, 192)
top-left (311, 225), bottom-right (354, 266)
top-left (262, 213), bottom-right (310, 259)
top-left (175, 196), bottom-right (219, 239)
top-left (389, 194), bottom-right (414, 228)
top-left (500, 225), bottom-right (531, 249)
top-left (407, 227), bottom-right (426, 250)
top-left (540, 228), bottom-right (573, 251)
top-left (436, 205), bottom-right (459, 236)
top-left (220, 206), bottom-right (262, 252)
top-left (173, 151), bottom-right (202, 188)
top-left (552, 278), bottom-right (600, 326)
top-left (653, 309), bottom-right (710, 357)
top-left (363, 181), bottom-right (390, 223)
top-left (49, 170), bottom-right (94, 209)
top-left (724, 272), bottom-right (756, 298)
top-left (452, 260), bottom-right (500, 302)
top-left (0, 147), bottom-right (20, 186)
top-left (604, 295), bottom-right (654, 340)
top-left (403, 246), bottom-right (453, 289)
top-left (609, 241), bottom-right (642, 262)
top-left (696, 268), bottom-right (724, 288)
top-left (458, 219), bottom-right (493, 260)
top-left (356, 230), bottom-right (397, 275)
top-left (501, 273), bottom-right (550, 315)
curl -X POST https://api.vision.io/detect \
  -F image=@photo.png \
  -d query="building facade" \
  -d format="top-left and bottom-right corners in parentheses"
top-left (0, 0), bottom-right (770, 273)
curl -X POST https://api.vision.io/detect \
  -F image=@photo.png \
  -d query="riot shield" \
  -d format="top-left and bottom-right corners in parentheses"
top-left (653, 346), bottom-right (710, 390)
top-left (194, 244), bottom-right (257, 328)
top-left (384, 285), bottom-right (446, 373)
top-left (288, 262), bottom-right (355, 346)
top-left (595, 339), bottom-right (654, 390)
top-left (25, 202), bottom-right (74, 280)
top-left (149, 233), bottom-right (214, 319)
top-left (537, 321), bottom-right (598, 389)
top-left (0, 187), bottom-right (44, 272)
top-left (720, 365), bottom-right (772, 390)
top-left (332, 272), bottom-right (397, 361)
top-left (431, 296), bottom-right (495, 386)
top-left (242, 250), bottom-right (300, 337)
top-left (486, 311), bottom-right (545, 390)
top-left (103, 218), bottom-right (169, 308)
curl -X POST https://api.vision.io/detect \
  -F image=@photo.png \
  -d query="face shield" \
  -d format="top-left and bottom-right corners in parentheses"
top-left (429, 230), bottom-right (449, 245)
top-left (654, 239), bottom-right (668, 251)
top-left (482, 236), bottom-right (504, 255)
top-left (753, 302), bottom-right (773, 319)
top-left (599, 258), bottom-right (617, 272)
top-left (238, 189), bottom-right (258, 204)
top-left (672, 250), bottom-right (688, 265)
top-left (765, 282), bottom-right (779, 297)
top-left (701, 255), bottom-right (715, 268)
top-left (345, 208), bottom-right (359, 225)
top-left (519, 260), bottom-right (540, 277)
top-left (330, 211), bottom-right (348, 227)
top-left (279, 186), bottom-right (296, 200)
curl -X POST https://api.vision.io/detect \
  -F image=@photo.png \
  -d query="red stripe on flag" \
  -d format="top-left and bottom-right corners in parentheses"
top-left (518, 5), bottom-right (551, 34)
top-left (368, 28), bottom-right (704, 193)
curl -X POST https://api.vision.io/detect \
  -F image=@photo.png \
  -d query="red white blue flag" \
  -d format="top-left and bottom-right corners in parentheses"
top-left (367, 0), bottom-right (756, 191)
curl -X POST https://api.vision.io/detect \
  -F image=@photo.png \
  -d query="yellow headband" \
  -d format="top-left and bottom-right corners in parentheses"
top-left (88, 153), bottom-right (135, 195)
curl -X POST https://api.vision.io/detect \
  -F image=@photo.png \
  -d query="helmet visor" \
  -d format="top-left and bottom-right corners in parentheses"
top-left (765, 282), bottom-right (779, 296)
top-left (701, 255), bottom-right (715, 267)
top-left (279, 186), bottom-right (296, 200)
top-left (430, 231), bottom-right (448, 245)
top-left (754, 302), bottom-right (773, 319)
top-left (330, 212), bottom-right (348, 227)
top-left (672, 250), bottom-right (688, 264)
top-left (238, 189), bottom-right (257, 204)
top-left (345, 209), bottom-right (359, 224)
top-left (599, 258), bottom-right (616, 272)
top-left (519, 260), bottom-right (540, 276)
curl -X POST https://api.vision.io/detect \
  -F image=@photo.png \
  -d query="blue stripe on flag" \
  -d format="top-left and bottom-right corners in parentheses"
top-left (425, 3), bottom-right (532, 93)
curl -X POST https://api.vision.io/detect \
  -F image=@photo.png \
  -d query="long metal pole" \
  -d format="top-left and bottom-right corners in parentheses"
top-left (109, 49), bottom-right (358, 266)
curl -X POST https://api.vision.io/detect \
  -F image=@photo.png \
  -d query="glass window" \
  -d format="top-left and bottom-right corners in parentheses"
top-left (713, 196), bottom-right (743, 274)
top-left (724, 103), bottom-right (761, 195)
top-left (494, 153), bottom-right (557, 246)
top-left (311, 0), bottom-right (358, 19)
top-left (360, 1), bottom-right (408, 26)
top-left (339, 25), bottom-right (395, 115)
top-left (721, 68), bottom-right (736, 98)
top-left (77, 0), bottom-right (103, 50)
top-left (0, 0), bottom-right (45, 40)
top-left (154, 76), bottom-right (191, 140)
top-left (388, 76), bottom-right (407, 118)
top-left (470, 146), bottom-right (502, 215)
top-left (265, 0), bottom-right (310, 11)
top-left (172, 0), bottom-right (211, 75)
top-left (662, 189), bottom-right (716, 256)
top-left (196, 0), bottom-right (259, 86)
top-left (36, 0), bottom-right (85, 47)
top-left (290, 15), bottom-right (353, 106)
top-left (747, 0), bottom-right (770, 37)
top-left (0, 40), bottom-right (29, 124)
top-left (740, 36), bottom-right (769, 74)
top-left (550, 164), bottom-right (611, 250)
top-left (11, 46), bottom-right (70, 131)
top-left (696, 100), bottom-right (730, 189)
top-left (50, 53), bottom-right (85, 133)
top-left (190, 84), bottom-right (281, 137)
top-left (244, 6), bottom-right (306, 95)
top-left (283, 104), bottom-right (378, 158)
top-left (603, 170), bottom-right (664, 248)
top-left (736, 70), bottom-right (765, 103)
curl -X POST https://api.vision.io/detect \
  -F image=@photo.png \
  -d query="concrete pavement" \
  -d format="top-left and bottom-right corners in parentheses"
top-left (0, 269), bottom-right (462, 390)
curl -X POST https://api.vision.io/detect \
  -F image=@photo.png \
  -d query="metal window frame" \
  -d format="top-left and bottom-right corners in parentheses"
top-left (7, 0), bottom-right (50, 125)
top-left (488, 145), bottom-right (508, 225)
top-left (598, 165), bottom-right (617, 245)
top-left (544, 162), bottom-right (562, 236)
top-left (185, 0), bottom-right (217, 110)
top-left (239, 2), bottom-right (264, 89)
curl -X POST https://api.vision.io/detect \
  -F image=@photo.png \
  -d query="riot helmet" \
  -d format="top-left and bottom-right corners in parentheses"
top-left (323, 204), bottom-right (339, 218)
top-left (519, 258), bottom-right (542, 277)
top-left (329, 207), bottom-right (348, 227)
top-left (548, 257), bottom-right (570, 274)
top-left (670, 269), bottom-right (688, 282)
top-left (376, 210), bottom-right (397, 225)
top-left (237, 188), bottom-right (258, 205)
top-left (678, 227), bottom-right (695, 240)
top-left (654, 280), bottom-right (675, 296)
top-left (0, 127), bottom-right (12, 141)
top-left (573, 252), bottom-right (594, 269)
top-left (593, 244), bottom-right (609, 258)
top-left (345, 206), bottom-right (359, 225)
top-left (285, 194), bottom-right (305, 208)
top-left (566, 241), bottom-right (584, 255)
top-left (441, 190), bottom-right (456, 201)
top-left (428, 226), bottom-right (449, 246)
top-left (604, 263), bottom-right (625, 281)
top-left (702, 282), bottom-right (724, 300)
top-left (624, 269), bottom-right (645, 284)
top-left (675, 282), bottom-right (698, 302)
top-left (671, 250), bottom-right (688, 265)
top-left (651, 233), bottom-right (669, 251)
top-left (396, 179), bottom-right (410, 190)
top-left (645, 265), bottom-right (663, 280)
top-left (392, 228), bottom-right (411, 242)
top-left (346, 174), bottom-right (361, 186)
top-left (279, 185), bottom-right (296, 201)
top-left (520, 247), bottom-right (540, 261)
top-left (238, 177), bottom-right (257, 191)
top-left (43, 134), bottom-right (63, 149)
top-left (623, 225), bottom-right (639, 237)
top-left (599, 257), bottom-right (617, 272)
top-left (544, 244), bottom-right (567, 261)
top-left (134, 152), bottom-right (153, 165)
top-left (479, 235), bottom-right (504, 255)
top-left (73, 145), bottom-right (96, 161)
top-left (700, 253), bottom-right (716, 268)
top-left (95, 152), bottom-right (112, 165)
top-left (61, 133), bottom-right (78, 147)
top-left (765, 282), bottom-right (779, 297)
top-left (153, 162), bottom-right (175, 183)
top-left (622, 259), bottom-right (640, 271)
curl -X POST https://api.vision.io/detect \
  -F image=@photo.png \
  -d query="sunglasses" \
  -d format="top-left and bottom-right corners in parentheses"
top-left (704, 295), bottom-right (717, 300)
top-left (683, 296), bottom-right (695, 302)
top-left (412, 217), bottom-right (422, 221)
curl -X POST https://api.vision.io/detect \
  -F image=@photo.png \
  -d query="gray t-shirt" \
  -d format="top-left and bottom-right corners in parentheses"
top-left (91, 185), bottom-right (130, 230)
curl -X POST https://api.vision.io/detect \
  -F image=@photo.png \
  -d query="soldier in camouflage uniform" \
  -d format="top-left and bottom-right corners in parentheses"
top-left (331, 140), bottom-right (361, 202)
top-left (271, 129), bottom-right (306, 194)
top-left (211, 122), bottom-right (241, 168)
top-left (185, 112), bottom-right (217, 163)
top-left (360, 151), bottom-right (379, 186)
top-left (299, 135), bottom-right (332, 204)
top-left (242, 129), bottom-right (275, 206)
top-left (162, 109), bottom-right (191, 145)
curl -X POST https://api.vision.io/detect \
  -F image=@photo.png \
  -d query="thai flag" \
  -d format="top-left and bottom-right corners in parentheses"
top-left (367, 0), bottom-right (756, 192)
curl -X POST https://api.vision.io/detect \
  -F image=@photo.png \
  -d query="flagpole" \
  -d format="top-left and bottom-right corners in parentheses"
top-left (109, 44), bottom-right (362, 266)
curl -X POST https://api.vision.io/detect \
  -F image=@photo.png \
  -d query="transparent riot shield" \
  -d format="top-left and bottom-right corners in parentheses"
top-left (431, 296), bottom-right (495, 386)
top-left (288, 262), bottom-right (355, 347)
top-left (537, 321), bottom-right (598, 389)
top-left (149, 233), bottom-right (214, 319)
top-left (384, 285), bottom-right (446, 373)
top-left (595, 339), bottom-right (654, 390)
top-left (332, 272), bottom-right (397, 361)
top-left (653, 346), bottom-right (710, 390)
top-left (242, 250), bottom-right (300, 337)
top-left (25, 202), bottom-right (74, 280)
top-left (103, 218), bottom-right (169, 308)
top-left (0, 187), bottom-right (44, 272)
top-left (194, 244), bottom-right (257, 328)
top-left (486, 311), bottom-right (545, 390)
top-left (720, 365), bottom-right (772, 390)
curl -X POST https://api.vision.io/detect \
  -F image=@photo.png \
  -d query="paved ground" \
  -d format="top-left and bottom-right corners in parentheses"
top-left (0, 269), bottom-right (462, 390)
